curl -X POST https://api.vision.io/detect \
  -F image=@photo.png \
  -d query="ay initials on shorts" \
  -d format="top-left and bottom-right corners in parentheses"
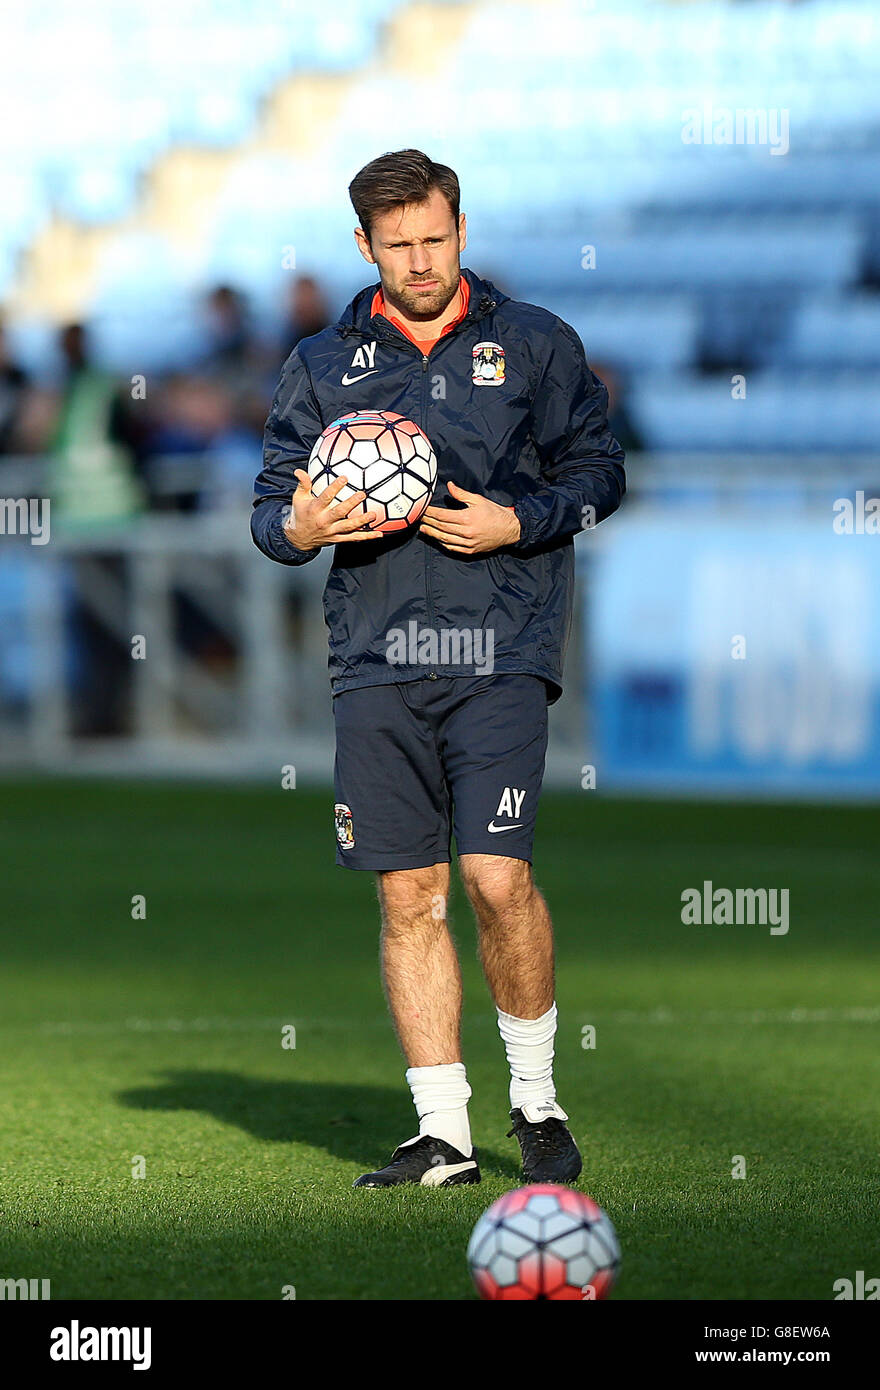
top-left (487, 786), bottom-right (527, 832)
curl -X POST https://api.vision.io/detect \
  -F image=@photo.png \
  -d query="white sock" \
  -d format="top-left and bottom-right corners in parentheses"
top-left (404, 1062), bottom-right (473, 1157)
top-left (496, 1002), bottom-right (562, 1113)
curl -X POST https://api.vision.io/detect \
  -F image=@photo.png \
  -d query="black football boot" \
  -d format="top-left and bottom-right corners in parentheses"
top-left (353, 1134), bottom-right (481, 1188)
top-left (506, 1101), bottom-right (582, 1184)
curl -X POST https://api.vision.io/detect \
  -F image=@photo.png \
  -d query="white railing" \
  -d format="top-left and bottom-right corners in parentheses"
top-left (1, 452), bottom-right (874, 779)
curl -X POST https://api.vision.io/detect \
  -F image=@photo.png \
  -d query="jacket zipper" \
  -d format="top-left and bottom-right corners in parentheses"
top-left (419, 352), bottom-right (437, 676)
top-left (343, 296), bottom-right (497, 680)
top-left (413, 302), bottom-right (495, 676)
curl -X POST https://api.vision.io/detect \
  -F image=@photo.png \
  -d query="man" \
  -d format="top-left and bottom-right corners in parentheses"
top-left (0, 315), bottom-right (30, 454)
top-left (252, 150), bottom-right (625, 1188)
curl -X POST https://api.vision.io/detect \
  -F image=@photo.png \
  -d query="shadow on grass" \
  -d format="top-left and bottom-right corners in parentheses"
top-left (117, 1069), bottom-right (520, 1179)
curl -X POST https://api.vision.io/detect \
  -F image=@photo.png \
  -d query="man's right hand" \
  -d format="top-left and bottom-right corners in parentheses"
top-left (283, 470), bottom-right (383, 549)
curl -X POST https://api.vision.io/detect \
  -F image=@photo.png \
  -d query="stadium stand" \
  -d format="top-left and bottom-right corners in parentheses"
top-left (0, 0), bottom-right (878, 770)
top-left (1, 0), bottom-right (878, 451)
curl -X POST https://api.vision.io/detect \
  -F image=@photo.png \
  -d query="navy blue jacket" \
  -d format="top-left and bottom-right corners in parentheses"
top-left (251, 268), bottom-right (625, 701)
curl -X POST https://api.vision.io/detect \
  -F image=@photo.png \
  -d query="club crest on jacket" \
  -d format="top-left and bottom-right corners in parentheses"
top-left (472, 341), bottom-right (505, 386)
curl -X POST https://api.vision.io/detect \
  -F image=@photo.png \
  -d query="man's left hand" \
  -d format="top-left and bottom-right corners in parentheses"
top-left (418, 480), bottom-right (521, 555)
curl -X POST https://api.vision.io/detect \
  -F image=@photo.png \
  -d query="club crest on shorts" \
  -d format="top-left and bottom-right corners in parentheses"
top-left (334, 802), bottom-right (355, 850)
top-left (472, 341), bottom-right (505, 386)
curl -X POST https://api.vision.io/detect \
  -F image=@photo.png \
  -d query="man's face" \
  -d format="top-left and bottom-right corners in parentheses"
top-left (355, 188), bottom-right (466, 319)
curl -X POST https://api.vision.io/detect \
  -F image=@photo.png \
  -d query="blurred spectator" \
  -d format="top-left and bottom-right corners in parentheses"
top-left (0, 315), bottom-right (31, 454)
top-left (589, 358), bottom-right (644, 455)
top-left (146, 374), bottom-right (260, 512)
top-left (10, 384), bottom-right (60, 458)
top-left (50, 323), bottom-right (144, 524)
top-left (282, 275), bottom-right (331, 356)
top-left (203, 284), bottom-right (252, 371)
top-left (150, 374), bottom-right (231, 457)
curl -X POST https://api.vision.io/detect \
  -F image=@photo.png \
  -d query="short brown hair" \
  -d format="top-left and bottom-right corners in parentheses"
top-left (349, 149), bottom-right (460, 243)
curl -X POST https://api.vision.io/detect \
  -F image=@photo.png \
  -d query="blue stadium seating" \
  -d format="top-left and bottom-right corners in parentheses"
top-left (2, 0), bottom-right (880, 452)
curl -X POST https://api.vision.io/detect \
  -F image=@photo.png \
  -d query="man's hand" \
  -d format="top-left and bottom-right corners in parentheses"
top-left (418, 480), bottom-right (521, 555)
top-left (283, 470), bottom-right (383, 549)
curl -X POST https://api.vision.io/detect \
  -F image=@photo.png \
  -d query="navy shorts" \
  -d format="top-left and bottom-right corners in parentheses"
top-left (332, 674), bottom-right (549, 870)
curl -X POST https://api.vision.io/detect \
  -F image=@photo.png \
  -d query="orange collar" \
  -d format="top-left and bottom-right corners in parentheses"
top-left (370, 276), bottom-right (470, 354)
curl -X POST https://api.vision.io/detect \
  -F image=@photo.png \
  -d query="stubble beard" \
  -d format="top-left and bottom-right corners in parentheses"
top-left (387, 270), bottom-right (459, 321)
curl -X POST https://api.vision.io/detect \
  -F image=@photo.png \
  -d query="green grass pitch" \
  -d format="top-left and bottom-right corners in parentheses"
top-left (1, 780), bottom-right (878, 1300)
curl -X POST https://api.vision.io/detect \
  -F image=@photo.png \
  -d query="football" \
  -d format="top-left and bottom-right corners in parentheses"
top-left (307, 409), bottom-right (437, 534)
top-left (467, 1184), bottom-right (620, 1301)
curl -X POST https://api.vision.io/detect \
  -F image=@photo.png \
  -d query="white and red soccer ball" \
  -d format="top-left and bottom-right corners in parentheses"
top-left (467, 1184), bottom-right (620, 1301)
top-left (307, 409), bottom-right (437, 534)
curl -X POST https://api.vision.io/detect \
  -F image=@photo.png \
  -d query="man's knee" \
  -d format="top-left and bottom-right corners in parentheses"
top-left (377, 863), bottom-right (449, 932)
top-left (459, 854), bottom-right (533, 917)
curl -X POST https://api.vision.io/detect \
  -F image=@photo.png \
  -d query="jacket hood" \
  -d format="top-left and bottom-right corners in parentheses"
top-left (335, 267), bottom-right (509, 339)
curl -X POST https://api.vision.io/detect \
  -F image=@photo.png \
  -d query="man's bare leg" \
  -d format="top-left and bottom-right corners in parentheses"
top-left (459, 852), bottom-right (581, 1181)
top-left (458, 853), bottom-right (554, 1019)
top-left (360, 862), bottom-right (476, 1175)
top-left (376, 862), bottom-right (459, 1065)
